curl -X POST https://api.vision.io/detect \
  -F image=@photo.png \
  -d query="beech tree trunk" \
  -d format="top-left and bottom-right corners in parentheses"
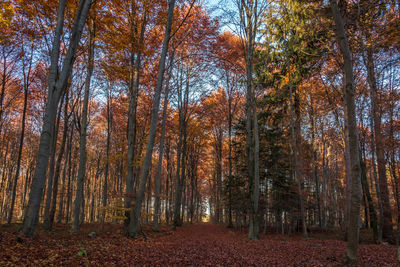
top-left (288, 55), bottom-right (308, 239)
top-left (227, 74), bottom-right (233, 228)
top-left (7, 37), bottom-right (33, 223)
top-left (57, 121), bottom-right (72, 223)
top-left (174, 62), bottom-right (191, 228)
top-left (360, 154), bottom-right (378, 242)
top-left (330, 0), bottom-right (362, 263)
top-left (309, 97), bottom-right (322, 227)
top-left (22, 0), bottom-right (92, 237)
top-left (47, 91), bottom-right (69, 229)
top-left (365, 47), bottom-right (393, 239)
top-left (72, 17), bottom-right (95, 232)
top-left (124, 6), bottom-right (148, 233)
top-left (101, 86), bottom-right (112, 225)
top-left (128, 0), bottom-right (175, 237)
top-left (238, 0), bottom-right (261, 241)
top-left (153, 52), bottom-right (174, 230)
top-left (43, 95), bottom-right (63, 228)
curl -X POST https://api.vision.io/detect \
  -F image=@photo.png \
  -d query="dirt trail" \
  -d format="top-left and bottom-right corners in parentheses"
top-left (1, 222), bottom-right (398, 266)
top-left (94, 223), bottom-right (397, 266)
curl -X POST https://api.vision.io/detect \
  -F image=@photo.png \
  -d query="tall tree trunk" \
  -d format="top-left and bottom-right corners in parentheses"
top-left (365, 47), bottom-right (393, 239)
top-left (240, 0), bottom-right (260, 241)
top-left (310, 97), bottom-right (321, 227)
top-left (43, 95), bottom-right (63, 228)
top-left (47, 91), bottom-right (69, 229)
top-left (369, 106), bottom-right (383, 241)
top-left (72, 18), bottom-right (95, 232)
top-left (21, 160), bottom-right (33, 215)
top-left (66, 143), bottom-right (77, 223)
top-left (124, 8), bottom-right (147, 233)
top-left (215, 129), bottom-right (223, 224)
top-left (101, 86), bottom-right (112, 225)
top-left (7, 62), bottom-right (30, 224)
top-left (22, 0), bottom-right (92, 237)
top-left (174, 64), bottom-right (190, 228)
top-left (165, 143), bottom-right (171, 224)
top-left (227, 76), bottom-right (233, 228)
top-left (153, 53), bottom-right (174, 230)
top-left (128, 0), bottom-right (175, 237)
top-left (287, 52), bottom-right (308, 239)
top-left (360, 154), bottom-right (378, 242)
top-left (57, 122), bottom-right (72, 223)
top-left (330, 0), bottom-right (362, 263)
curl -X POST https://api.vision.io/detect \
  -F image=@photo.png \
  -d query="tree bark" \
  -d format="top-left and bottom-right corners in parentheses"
top-left (127, 0), bottom-right (175, 237)
top-left (330, 0), bottom-right (362, 263)
top-left (47, 90), bottom-right (70, 229)
top-left (72, 17), bottom-right (95, 232)
top-left (7, 38), bottom-right (32, 223)
top-left (153, 52), bottom-right (174, 230)
top-left (287, 50), bottom-right (308, 239)
top-left (227, 74), bottom-right (233, 228)
top-left (57, 121), bottom-right (72, 223)
top-left (360, 155), bottom-right (378, 242)
top-left (22, 0), bottom-right (92, 237)
top-left (101, 86), bottom-right (112, 225)
top-left (238, 0), bottom-right (261, 241)
top-left (43, 98), bottom-right (63, 227)
top-left (365, 47), bottom-right (393, 239)
top-left (174, 62), bottom-right (191, 228)
top-left (310, 96), bottom-right (321, 227)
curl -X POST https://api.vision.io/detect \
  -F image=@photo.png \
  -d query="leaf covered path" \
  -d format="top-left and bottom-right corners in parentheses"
top-left (1, 222), bottom-right (399, 266)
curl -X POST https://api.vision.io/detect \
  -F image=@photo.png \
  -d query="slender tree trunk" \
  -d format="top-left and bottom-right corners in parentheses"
top-left (174, 111), bottom-right (188, 228)
top-left (7, 67), bottom-right (29, 224)
top-left (330, 0), bottom-right (362, 263)
top-left (21, 160), bottom-right (33, 215)
top-left (66, 143), bottom-right (77, 223)
top-left (310, 98), bottom-right (321, 227)
top-left (124, 9), bottom-right (147, 233)
top-left (241, 1), bottom-right (260, 240)
top-left (366, 47), bottom-right (393, 239)
top-left (90, 156), bottom-right (100, 222)
top-left (153, 53), bottom-right (174, 230)
top-left (47, 91), bottom-right (69, 229)
top-left (216, 129), bottom-right (223, 224)
top-left (22, 0), bottom-right (92, 237)
top-left (43, 95), bottom-right (63, 228)
top-left (165, 143), bottom-right (171, 224)
top-left (227, 81), bottom-right (233, 228)
top-left (369, 107), bottom-right (383, 241)
top-left (72, 18), bottom-right (95, 231)
top-left (128, 0), bottom-right (175, 237)
top-left (360, 155), bottom-right (378, 242)
top-left (343, 106), bottom-right (352, 234)
top-left (101, 87), bottom-right (112, 225)
top-left (287, 50), bottom-right (308, 239)
top-left (57, 123), bottom-right (71, 223)
top-left (174, 64), bottom-right (190, 228)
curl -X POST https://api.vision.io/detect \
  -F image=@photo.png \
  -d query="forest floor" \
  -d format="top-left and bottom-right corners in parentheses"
top-left (0, 222), bottom-right (399, 266)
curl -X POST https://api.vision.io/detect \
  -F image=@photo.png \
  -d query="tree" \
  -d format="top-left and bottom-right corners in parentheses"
top-left (72, 15), bottom-right (95, 232)
top-left (234, 0), bottom-right (267, 241)
top-left (153, 50), bottom-right (175, 230)
top-left (22, 0), bottom-right (92, 237)
top-left (127, 0), bottom-right (176, 238)
top-left (7, 10), bottom-right (36, 224)
top-left (330, 0), bottom-right (362, 263)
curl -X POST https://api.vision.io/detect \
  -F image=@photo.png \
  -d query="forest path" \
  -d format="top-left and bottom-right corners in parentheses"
top-left (107, 222), bottom-right (397, 266)
top-left (1, 222), bottom-right (398, 266)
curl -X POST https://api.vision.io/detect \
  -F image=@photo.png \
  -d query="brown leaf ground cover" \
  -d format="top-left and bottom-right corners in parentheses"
top-left (0, 222), bottom-right (398, 266)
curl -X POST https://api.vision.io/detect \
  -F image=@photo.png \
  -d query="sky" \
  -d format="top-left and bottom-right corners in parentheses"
top-left (202, 0), bottom-right (239, 34)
